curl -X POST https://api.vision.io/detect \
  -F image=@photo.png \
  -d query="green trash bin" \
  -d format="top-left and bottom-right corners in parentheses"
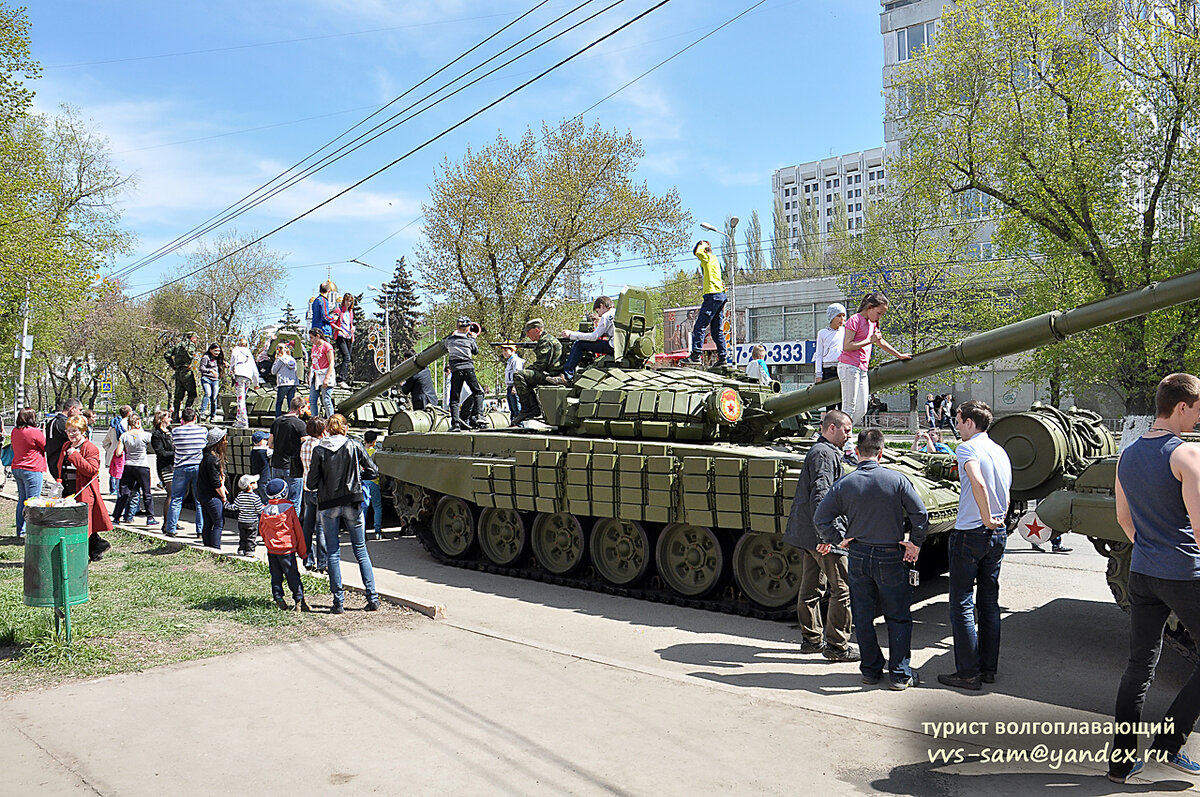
top-left (23, 502), bottom-right (90, 609)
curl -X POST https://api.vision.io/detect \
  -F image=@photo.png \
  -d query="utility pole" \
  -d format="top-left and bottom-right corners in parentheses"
top-left (15, 279), bottom-right (30, 414)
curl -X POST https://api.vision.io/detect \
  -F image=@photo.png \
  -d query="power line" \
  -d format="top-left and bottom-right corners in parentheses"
top-left (112, 0), bottom-right (567, 280)
top-left (131, 0), bottom-right (677, 301)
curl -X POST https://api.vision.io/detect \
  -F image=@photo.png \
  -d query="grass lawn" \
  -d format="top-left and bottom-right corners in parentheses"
top-left (0, 505), bottom-right (416, 696)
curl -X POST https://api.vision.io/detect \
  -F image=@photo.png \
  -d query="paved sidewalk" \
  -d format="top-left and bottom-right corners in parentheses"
top-left (0, 622), bottom-right (918, 796)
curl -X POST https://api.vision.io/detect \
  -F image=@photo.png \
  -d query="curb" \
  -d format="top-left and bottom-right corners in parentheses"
top-left (0, 483), bottom-right (447, 621)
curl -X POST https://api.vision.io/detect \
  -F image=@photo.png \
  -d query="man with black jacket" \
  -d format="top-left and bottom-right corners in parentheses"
top-left (815, 428), bottom-right (928, 690)
top-left (783, 410), bottom-right (857, 661)
top-left (45, 398), bottom-right (82, 480)
top-left (306, 413), bottom-right (380, 614)
top-left (399, 349), bottom-right (439, 410)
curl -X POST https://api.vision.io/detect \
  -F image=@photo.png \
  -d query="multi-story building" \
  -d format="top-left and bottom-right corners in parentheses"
top-left (771, 148), bottom-right (887, 251)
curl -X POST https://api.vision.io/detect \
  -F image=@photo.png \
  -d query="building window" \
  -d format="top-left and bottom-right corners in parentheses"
top-left (856, 174), bottom-right (861, 183)
top-left (784, 201), bottom-right (790, 210)
top-left (897, 20), bottom-right (936, 62)
top-left (856, 202), bottom-right (862, 211)
top-left (826, 208), bottom-right (832, 216)
top-left (856, 189), bottom-right (862, 197)
top-left (826, 194), bottom-right (832, 203)
top-left (834, 178), bottom-right (840, 187)
top-left (803, 185), bottom-right (809, 193)
top-left (827, 222), bottom-right (833, 232)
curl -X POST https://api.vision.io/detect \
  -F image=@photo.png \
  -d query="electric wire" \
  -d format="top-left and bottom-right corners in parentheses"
top-left (111, 0), bottom-right (565, 280)
top-left (130, 0), bottom-right (677, 301)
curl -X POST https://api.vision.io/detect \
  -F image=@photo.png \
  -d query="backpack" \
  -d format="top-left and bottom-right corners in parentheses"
top-left (167, 343), bottom-right (191, 370)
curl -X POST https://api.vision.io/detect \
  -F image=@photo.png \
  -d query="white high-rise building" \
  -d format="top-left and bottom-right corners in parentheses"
top-left (771, 148), bottom-right (886, 250)
top-left (881, 0), bottom-right (947, 158)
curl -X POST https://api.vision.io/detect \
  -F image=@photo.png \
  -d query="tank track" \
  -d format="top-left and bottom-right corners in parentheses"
top-left (1092, 538), bottom-right (1199, 664)
top-left (409, 518), bottom-right (794, 621)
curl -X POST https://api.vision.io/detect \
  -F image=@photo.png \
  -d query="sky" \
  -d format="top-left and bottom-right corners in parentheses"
top-left (27, 0), bottom-right (886, 329)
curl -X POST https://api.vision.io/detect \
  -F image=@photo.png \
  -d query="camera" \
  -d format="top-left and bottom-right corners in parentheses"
top-left (468, 322), bottom-right (482, 335)
top-left (908, 569), bottom-right (920, 587)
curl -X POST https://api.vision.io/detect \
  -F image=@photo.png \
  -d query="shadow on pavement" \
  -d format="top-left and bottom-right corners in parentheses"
top-left (871, 760), bottom-right (1191, 795)
top-left (654, 597), bottom-right (1195, 721)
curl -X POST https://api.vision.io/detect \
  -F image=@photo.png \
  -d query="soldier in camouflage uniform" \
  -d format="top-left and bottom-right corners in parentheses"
top-left (165, 332), bottom-right (199, 422)
top-left (511, 318), bottom-right (563, 424)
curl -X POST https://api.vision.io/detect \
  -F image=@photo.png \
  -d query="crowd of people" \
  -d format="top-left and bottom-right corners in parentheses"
top-left (790, 400), bottom-right (1012, 692)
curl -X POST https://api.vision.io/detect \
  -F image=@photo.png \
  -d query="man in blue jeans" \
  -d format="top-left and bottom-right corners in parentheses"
top-left (814, 428), bottom-right (928, 690)
top-left (1107, 373), bottom-right (1200, 783)
top-left (938, 400), bottom-right (1012, 692)
top-left (161, 407), bottom-right (209, 538)
top-left (685, 240), bottom-right (727, 364)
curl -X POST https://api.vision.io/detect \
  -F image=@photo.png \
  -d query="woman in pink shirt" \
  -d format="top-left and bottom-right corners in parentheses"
top-left (836, 293), bottom-right (910, 426)
top-left (308, 328), bottom-right (336, 418)
top-left (10, 407), bottom-right (46, 538)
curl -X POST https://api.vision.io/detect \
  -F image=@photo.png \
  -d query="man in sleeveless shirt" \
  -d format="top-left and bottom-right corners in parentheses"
top-left (1108, 373), bottom-right (1200, 783)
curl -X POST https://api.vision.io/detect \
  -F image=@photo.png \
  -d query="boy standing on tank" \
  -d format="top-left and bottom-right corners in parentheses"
top-left (686, 240), bottom-right (727, 364)
top-left (260, 478), bottom-right (309, 611)
top-left (1107, 373), bottom-right (1200, 783)
top-left (446, 316), bottom-right (484, 430)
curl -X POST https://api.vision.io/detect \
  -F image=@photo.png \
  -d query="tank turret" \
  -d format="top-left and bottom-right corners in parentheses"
top-left (538, 270), bottom-right (1200, 446)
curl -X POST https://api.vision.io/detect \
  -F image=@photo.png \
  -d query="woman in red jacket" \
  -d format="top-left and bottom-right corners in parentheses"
top-left (57, 415), bottom-right (113, 561)
top-left (10, 407), bottom-right (46, 538)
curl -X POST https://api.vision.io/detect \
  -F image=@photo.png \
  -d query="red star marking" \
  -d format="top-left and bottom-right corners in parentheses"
top-left (1024, 519), bottom-right (1047, 539)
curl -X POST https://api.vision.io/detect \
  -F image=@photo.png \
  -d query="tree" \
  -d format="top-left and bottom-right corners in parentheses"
top-left (742, 209), bottom-right (764, 273)
top-left (279, 303), bottom-right (300, 326)
top-left (0, 4), bottom-right (38, 123)
top-left (0, 104), bottom-right (135, 408)
top-left (894, 0), bottom-right (1200, 412)
top-left (161, 229), bottom-right (287, 345)
top-left (418, 118), bottom-right (691, 343)
top-left (770, 196), bottom-right (790, 270)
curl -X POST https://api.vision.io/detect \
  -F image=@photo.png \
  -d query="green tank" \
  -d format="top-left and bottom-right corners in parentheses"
top-left (371, 269), bottom-right (1200, 618)
top-left (214, 326), bottom-right (419, 486)
top-left (991, 404), bottom-right (1200, 659)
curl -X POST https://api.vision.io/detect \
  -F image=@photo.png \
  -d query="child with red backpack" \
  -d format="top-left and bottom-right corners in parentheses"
top-left (261, 478), bottom-right (309, 612)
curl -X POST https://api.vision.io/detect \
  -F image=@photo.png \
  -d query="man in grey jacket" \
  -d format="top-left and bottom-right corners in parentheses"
top-left (783, 410), bottom-right (856, 661)
top-left (815, 428), bottom-right (928, 690)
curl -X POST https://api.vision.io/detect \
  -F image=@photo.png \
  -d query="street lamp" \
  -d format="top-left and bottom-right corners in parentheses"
top-left (700, 218), bottom-right (739, 360)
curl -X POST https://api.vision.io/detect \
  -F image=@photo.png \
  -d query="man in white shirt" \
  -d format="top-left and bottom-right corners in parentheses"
top-left (938, 399), bottom-right (1013, 692)
top-left (561, 296), bottom-right (616, 382)
top-left (501, 344), bottom-right (526, 417)
top-left (814, 303), bottom-right (846, 410)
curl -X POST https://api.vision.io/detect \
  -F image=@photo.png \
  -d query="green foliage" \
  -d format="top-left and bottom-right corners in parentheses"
top-left (418, 118), bottom-right (691, 344)
top-left (894, 0), bottom-right (1200, 412)
top-left (743, 209), bottom-right (764, 273)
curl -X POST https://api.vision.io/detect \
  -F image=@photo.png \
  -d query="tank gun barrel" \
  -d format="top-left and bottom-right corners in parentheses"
top-left (336, 339), bottom-right (448, 417)
top-left (762, 268), bottom-right (1200, 421)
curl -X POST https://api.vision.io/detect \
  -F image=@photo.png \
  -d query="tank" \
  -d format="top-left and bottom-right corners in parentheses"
top-left (371, 268), bottom-right (1200, 619)
top-left (990, 404), bottom-right (1200, 660)
top-left (216, 328), bottom-right (443, 487)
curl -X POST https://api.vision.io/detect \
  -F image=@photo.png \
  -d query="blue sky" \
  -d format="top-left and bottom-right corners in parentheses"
top-left (28, 0), bottom-right (885, 327)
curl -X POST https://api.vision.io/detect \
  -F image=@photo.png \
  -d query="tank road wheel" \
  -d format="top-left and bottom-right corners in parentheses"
top-left (431, 496), bottom-right (476, 559)
top-left (590, 518), bottom-right (652, 586)
top-left (477, 508), bottom-right (528, 567)
top-left (656, 523), bottom-right (726, 598)
top-left (731, 532), bottom-right (803, 610)
top-left (393, 481), bottom-right (435, 524)
top-left (1091, 537), bottom-right (1200, 664)
top-left (531, 512), bottom-right (587, 575)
